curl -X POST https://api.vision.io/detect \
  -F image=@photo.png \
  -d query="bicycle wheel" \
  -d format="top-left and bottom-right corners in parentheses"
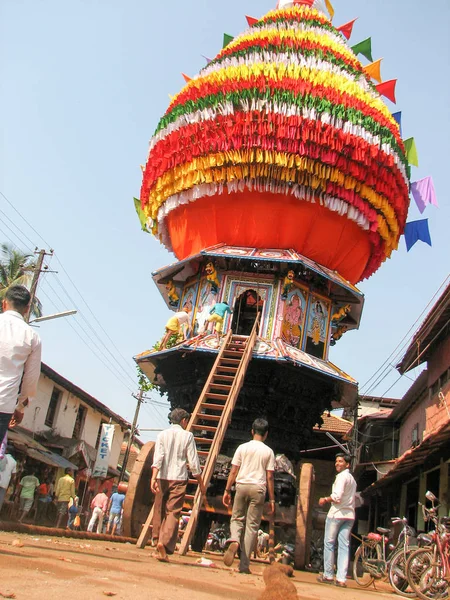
top-left (388, 547), bottom-right (417, 598)
top-left (353, 543), bottom-right (382, 587)
top-left (406, 548), bottom-right (449, 600)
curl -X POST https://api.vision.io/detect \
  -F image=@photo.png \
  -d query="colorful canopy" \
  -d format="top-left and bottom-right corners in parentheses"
top-left (139, 4), bottom-right (410, 283)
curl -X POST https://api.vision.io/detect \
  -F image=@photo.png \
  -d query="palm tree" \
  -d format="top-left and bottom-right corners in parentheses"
top-left (0, 243), bottom-right (43, 318)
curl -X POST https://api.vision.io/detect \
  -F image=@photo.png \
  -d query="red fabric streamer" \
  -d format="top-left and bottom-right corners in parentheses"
top-left (143, 111), bottom-right (408, 223)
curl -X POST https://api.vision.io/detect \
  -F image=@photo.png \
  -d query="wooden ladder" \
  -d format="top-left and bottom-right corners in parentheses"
top-left (178, 313), bottom-right (260, 555)
top-left (136, 315), bottom-right (260, 550)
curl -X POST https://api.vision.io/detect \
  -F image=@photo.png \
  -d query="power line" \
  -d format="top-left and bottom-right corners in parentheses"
top-left (48, 274), bottom-right (137, 388)
top-left (38, 285), bottom-right (135, 395)
top-left (0, 190), bottom-right (51, 248)
top-left (0, 193), bottom-right (139, 391)
top-left (0, 206), bottom-right (38, 251)
top-left (359, 274), bottom-right (450, 397)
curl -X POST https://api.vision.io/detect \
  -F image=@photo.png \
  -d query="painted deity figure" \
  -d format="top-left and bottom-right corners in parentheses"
top-left (281, 270), bottom-right (295, 300)
top-left (310, 301), bottom-right (325, 345)
top-left (281, 292), bottom-right (304, 348)
top-left (165, 280), bottom-right (179, 307)
top-left (205, 262), bottom-right (220, 295)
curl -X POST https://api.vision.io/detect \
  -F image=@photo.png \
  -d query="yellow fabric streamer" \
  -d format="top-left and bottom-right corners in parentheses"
top-left (146, 150), bottom-right (400, 245)
top-left (170, 61), bottom-right (397, 128)
top-left (325, 0), bottom-right (335, 20)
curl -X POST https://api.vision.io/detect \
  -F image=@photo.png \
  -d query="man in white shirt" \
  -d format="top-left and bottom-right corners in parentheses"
top-left (0, 451), bottom-right (17, 509)
top-left (318, 453), bottom-right (357, 587)
top-left (151, 408), bottom-right (206, 561)
top-left (0, 286), bottom-right (42, 442)
top-left (222, 418), bottom-right (275, 574)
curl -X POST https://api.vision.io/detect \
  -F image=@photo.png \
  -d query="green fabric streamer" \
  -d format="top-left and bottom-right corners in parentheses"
top-left (351, 38), bottom-right (373, 62)
top-left (223, 33), bottom-right (234, 48)
top-left (154, 89), bottom-right (408, 168)
top-left (134, 197), bottom-right (150, 232)
top-left (403, 138), bottom-right (419, 167)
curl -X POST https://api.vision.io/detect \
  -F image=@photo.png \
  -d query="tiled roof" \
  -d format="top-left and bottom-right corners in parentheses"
top-left (314, 413), bottom-right (353, 435)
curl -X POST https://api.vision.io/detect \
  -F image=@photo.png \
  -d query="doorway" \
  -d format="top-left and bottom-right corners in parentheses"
top-left (231, 289), bottom-right (263, 336)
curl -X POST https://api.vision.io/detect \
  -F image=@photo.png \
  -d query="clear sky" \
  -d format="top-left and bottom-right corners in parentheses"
top-left (1, 0), bottom-right (449, 442)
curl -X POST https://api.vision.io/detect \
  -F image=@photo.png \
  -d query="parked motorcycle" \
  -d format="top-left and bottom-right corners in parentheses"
top-left (204, 526), bottom-right (228, 553)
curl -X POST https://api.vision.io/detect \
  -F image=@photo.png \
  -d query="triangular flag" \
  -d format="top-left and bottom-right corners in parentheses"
top-left (392, 112), bottom-right (402, 136)
top-left (181, 73), bottom-right (192, 83)
top-left (223, 33), bottom-right (234, 48)
top-left (404, 219), bottom-right (432, 252)
top-left (351, 38), bottom-right (373, 62)
top-left (325, 0), bottom-right (335, 20)
top-left (168, 94), bottom-right (174, 100)
top-left (202, 55), bottom-right (212, 64)
top-left (134, 198), bottom-right (150, 233)
top-left (246, 15), bottom-right (259, 26)
top-left (404, 138), bottom-right (419, 167)
top-left (364, 59), bottom-right (383, 83)
top-left (376, 79), bottom-right (397, 104)
top-left (411, 177), bottom-right (438, 214)
top-left (337, 18), bottom-right (358, 40)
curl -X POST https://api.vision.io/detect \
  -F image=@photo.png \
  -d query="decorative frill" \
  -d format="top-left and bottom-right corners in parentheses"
top-left (140, 5), bottom-right (410, 280)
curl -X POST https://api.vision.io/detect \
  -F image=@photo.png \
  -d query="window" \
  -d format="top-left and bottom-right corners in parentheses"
top-left (96, 421), bottom-right (107, 449)
top-left (72, 405), bottom-right (87, 439)
top-left (45, 388), bottom-right (62, 427)
top-left (411, 424), bottom-right (419, 447)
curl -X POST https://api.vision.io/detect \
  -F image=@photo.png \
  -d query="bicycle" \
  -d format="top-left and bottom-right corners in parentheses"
top-left (406, 491), bottom-right (450, 600)
top-left (353, 516), bottom-right (417, 595)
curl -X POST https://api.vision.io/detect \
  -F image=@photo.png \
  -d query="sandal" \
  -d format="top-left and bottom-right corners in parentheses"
top-left (317, 574), bottom-right (334, 585)
top-left (335, 581), bottom-right (347, 588)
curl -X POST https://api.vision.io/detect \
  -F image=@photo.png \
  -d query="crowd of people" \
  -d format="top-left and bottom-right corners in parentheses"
top-left (0, 456), bottom-right (126, 535)
top-left (0, 284), bottom-right (127, 536)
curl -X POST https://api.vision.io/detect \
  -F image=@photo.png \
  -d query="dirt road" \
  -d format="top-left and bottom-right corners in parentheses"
top-left (0, 531), bottom-right (395, 600)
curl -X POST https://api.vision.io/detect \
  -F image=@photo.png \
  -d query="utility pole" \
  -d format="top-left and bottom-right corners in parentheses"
top-left (120, 389), bottom-right (144, 482)
top-left (25, 248), bottom-right (53, 323)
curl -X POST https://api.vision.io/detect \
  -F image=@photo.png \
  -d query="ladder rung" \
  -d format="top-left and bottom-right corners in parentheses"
top-left (194, 437), bottom-right (214, 444)
top-left (198, 451), bottom-right (210, 456)
top-left (191, 423), bottom-right (217, 432)
top-left (209, 383), bottom-right (231, 391)
top-left (197, 413), bottom-right (221, 421)
top-left (216, 366), bottom-right (238, 373)
top-left (202, 403), bottom-right (226, 411)
top-left (221, 358), bottom-right (240, 364)
top-left (188, 479), bottom-right (200, 485)
top-left (232, 335), bottom-right (248, 340)
top-left (185, 494), bottom-right (195, 500)
top-left (212, 374), bottom-right (234, 381)
top-left (223, 350), bottom-right (243, 357)
top-left (204, 393), bottom-right (227, 401)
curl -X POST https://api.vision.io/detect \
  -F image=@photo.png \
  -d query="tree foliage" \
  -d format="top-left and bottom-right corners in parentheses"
top-left (0, 243), bottom-right (43, 317)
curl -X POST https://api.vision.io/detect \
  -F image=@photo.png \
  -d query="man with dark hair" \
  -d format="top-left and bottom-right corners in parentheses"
top-left (151, 407), bottom-right (206, 561)
top-left (54, 467), bottom-right (76, 528)
top-left (0, 285), bottom-right (42, 442)
top-left (222, 418), bottom-right (275, 574)
top-left (317, 453), bottom-right (357, 588)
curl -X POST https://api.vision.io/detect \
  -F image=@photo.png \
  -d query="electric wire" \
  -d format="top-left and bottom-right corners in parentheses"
top-left (359, 274), bottom-right (450, 397)
top-left (0, 194), bottom-right (139, 390)
top-left (0, 190), bottom-right (51, 248)
top-left (38, 285), bottom-right (135, 395)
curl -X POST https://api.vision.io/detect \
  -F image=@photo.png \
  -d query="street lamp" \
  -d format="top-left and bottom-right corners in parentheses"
top-left (29, 309), bottom-right (77, 324)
